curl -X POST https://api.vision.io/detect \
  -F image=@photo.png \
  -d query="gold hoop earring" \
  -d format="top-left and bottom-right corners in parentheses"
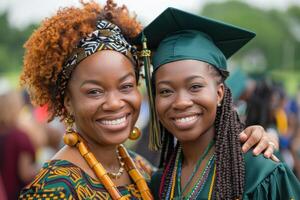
top-left (129, 127), bottom-right (141, 140)
top-left (63, 115), bottom-right (79, 146)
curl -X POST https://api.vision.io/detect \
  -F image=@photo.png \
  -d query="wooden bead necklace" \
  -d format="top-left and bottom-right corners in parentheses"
top-left (63, 131), bottom-right (153, 200)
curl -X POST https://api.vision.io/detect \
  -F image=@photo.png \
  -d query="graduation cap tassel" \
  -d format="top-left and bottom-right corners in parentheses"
top-left (141, 34), bottom-right (161, 151)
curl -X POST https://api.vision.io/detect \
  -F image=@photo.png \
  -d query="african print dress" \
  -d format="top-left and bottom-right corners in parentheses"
top-left (19, 151), bottom-right (154, 200)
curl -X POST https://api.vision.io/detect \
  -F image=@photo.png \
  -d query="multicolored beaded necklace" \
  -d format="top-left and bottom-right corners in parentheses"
top-left (159, 140), bottom-right (216, 200)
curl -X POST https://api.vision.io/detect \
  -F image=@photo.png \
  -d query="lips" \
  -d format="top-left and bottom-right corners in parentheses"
top-left (171, 113), bottom-right (202, 130)
top-left (174, 115), bottom-right (198, 123)
top-left (101, 116), bottom-right (126, 125)
top-left (96, 113), bottom-right (131, 132)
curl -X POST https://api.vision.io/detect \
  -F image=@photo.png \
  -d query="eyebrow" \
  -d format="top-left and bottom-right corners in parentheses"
top-left (156, 75), bottom-right (204, 85)
top-left (80, 72), bottom-right (135, 87)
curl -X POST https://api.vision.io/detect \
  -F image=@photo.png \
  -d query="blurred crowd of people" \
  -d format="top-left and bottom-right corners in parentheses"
top-left (226, 69), bottom-right (300, 179)
top-left (0, 78), bottom-right (64, 200)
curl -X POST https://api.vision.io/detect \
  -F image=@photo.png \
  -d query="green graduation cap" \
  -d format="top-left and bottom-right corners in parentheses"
top-left (136, 7), bottom-right (255, 150)
top-left (136, 7), bottom-right (255, 73)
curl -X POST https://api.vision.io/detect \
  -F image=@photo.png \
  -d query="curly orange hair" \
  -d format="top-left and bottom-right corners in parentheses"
top-left (20, 0), bottom-right (142, 121)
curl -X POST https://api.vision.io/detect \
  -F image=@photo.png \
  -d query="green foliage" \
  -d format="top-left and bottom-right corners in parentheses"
top-left (201, 1), bottom-right (300, 71)
top-left (0, 12), bottom-right (37, 73)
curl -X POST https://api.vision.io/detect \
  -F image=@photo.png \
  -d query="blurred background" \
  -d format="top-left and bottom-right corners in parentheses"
top-left (0, 0), bottom-right (300, 198)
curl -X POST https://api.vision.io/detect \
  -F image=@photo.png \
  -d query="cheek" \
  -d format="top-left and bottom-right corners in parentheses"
top-left (71, 94), bottom-right (100, 117)
top-left (74, 102), bottom-right (97, 121)
top-left (128, 90), bottom-right (142, 112)
top-left (155, 97), bottom-right (169, 121)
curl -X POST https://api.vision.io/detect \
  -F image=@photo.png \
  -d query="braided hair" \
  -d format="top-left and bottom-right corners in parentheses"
top-left (157, 64), bottom-right (245, 199)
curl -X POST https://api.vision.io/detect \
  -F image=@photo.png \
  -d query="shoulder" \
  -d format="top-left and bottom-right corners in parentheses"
top-left (244, 151), bottom-right (280, 187)
top-left (128, 150), bottom-right (157, 181)
top-left (19, 160), bottom-right (81, 199)
top-left (243, 151), bottom-right (300, 199)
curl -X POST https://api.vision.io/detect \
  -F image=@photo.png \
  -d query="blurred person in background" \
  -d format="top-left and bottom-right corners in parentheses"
top-left (245, 79), bottom-right (279, 152)
top-left (0, 79), bottom-right (38, 200)
top-left (273, 85), bottom-right (295, 168)
top-left (0, 173), bottom-right (7, 200)
top-left (226, 68), bottom-right (256, 122)
top-left (18, 91), bottom-right (64, 167)
top-left (287, 95), bottom-right (300, 179)
top-left (291, 86), bottom-right (300, 178)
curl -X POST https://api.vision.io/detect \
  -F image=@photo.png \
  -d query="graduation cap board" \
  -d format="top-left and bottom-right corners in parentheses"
top-left (136, 7), bottom-right (256, 73)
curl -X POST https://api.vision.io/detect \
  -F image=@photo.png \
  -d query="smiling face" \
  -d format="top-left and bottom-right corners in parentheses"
top-left (64, 50), bottom-right (141, 146)
top-left (155, 60), bottom-right (224, 142)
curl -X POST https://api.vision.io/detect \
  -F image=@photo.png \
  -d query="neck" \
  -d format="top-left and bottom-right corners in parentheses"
top-left (180, 126), bottom-right (215, 167)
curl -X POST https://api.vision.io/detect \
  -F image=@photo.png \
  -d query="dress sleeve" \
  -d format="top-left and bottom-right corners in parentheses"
top-left (243, 163), bottom-right (300, 200)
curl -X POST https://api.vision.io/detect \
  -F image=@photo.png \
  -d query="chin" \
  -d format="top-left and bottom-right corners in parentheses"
top-left (176, 135), bottom-right (201, 143)
top-left (105, 132), bottom-right (130, 145)
top-left (173, 129), bottom-right (204, 142)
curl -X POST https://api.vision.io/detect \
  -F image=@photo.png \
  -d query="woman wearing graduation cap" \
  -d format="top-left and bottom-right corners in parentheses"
top-left (139, 8), bottom-right (300, 199)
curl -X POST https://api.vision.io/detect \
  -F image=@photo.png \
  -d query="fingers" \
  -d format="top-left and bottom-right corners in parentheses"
top-left (252, 136), bottom-right (269, 155)
top-left (240, 125), bottom-right (280, 162)
top-left (263, 142), bottom-right (280, 162)
top-left (270, 154), bottom-right (280, 162)
top-left (263, 143), bottom-right (275, 158)
top-left (239, 131), bottom-right (248, 143)
top-left (241, 126), bottom-right (264, 153)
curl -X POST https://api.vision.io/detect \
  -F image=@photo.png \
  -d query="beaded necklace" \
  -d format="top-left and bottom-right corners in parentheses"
top-left (159, 140), bottom-right (216, 200)
top-left (64, 132), bottom-right (153, 200)
top-left (183, 155), bottom-right (215, 199)
top-left (178, 140), bottom-right (215, 195)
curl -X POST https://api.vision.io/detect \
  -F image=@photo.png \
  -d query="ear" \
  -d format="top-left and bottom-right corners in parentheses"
top-left (64, 91), bottom-right (73, 115)
top-left (216, 83), bottom-right (225, 105)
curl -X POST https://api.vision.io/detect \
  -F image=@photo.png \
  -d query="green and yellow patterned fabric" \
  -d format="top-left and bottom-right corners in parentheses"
top-left (19, 151), bottom-right (154, 200)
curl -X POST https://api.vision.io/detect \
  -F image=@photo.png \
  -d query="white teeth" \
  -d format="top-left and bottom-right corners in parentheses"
top-left (101, 116), bottom-right (126, 125)
top-left (175, 115), bottom-right (197, 123)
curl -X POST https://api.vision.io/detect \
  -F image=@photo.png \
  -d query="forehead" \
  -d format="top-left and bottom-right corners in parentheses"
top-left (155, 60), bottom-right (212, 81)
top-left (72, 50), bottom-right (135, 80)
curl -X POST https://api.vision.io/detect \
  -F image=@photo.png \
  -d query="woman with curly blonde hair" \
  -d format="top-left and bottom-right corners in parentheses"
top-left (18, 1), bottom-right (279, 199)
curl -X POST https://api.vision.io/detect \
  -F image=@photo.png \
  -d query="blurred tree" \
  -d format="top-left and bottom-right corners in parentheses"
top-left (0, 12), bottom-right (37, 73)
top-left (201, 1), bottom-right (300, 72)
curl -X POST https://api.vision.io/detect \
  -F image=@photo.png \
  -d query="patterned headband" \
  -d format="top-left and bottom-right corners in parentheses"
top-left (54, 20), bottom-right (139, 116)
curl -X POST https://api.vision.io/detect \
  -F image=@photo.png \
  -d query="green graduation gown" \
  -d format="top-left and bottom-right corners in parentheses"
top-left (150, 151), bottom-right (300, 199)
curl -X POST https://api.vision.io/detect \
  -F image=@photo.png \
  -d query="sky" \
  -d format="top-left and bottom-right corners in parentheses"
top-left (1, 0), bottom-right (300, 28)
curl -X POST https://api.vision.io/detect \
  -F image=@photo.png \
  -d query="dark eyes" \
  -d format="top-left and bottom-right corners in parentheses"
top-left (159, 89), bottom-right (173, 96)
top-left (158, 84), bottom-right (203, 96)
top-left (87, 89), bottom-right (104, 96)
top-left (120, 83), bottom-right (134, 92)
top-left (190, 84), bottom-right (203, 91)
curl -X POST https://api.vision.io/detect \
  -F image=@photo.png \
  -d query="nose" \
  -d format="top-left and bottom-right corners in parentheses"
top-left (172, 91), bottom-right (193, 110)
top-left (102, 91), bottom-right (125, 111)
